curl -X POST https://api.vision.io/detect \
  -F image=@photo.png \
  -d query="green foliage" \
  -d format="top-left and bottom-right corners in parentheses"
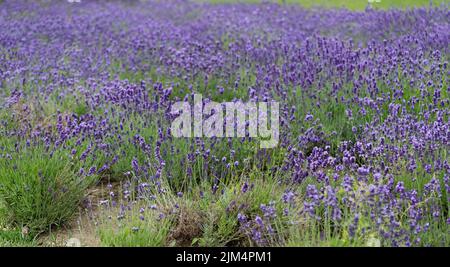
top-left (0, 228), bottom-right (36, 247)
top-left (99, 214), bottom-right (173, 247)
top-left (0, 146), bottom-right (96, 235)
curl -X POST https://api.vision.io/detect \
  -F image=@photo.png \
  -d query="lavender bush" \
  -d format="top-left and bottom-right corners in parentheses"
top-left (0, 0), bottom-right (448, 246)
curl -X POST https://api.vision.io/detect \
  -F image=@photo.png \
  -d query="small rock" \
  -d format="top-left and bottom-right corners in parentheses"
top-left (21, 226), bottom-right (29, 238)
top-left (66, 237), bottom-right (81, 247)
top-left (366, 237), bottom-right (381, 247)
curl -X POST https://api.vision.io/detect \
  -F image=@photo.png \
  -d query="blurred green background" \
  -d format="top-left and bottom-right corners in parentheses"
top-left (205, 0), bottom-right (448, 10)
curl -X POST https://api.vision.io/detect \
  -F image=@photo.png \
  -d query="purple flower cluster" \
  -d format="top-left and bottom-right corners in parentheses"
top-left (0, 0), bottom-right (448, 246)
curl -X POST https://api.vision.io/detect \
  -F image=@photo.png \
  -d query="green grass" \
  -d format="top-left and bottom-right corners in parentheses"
top-left (0, 228), bottom-right (36, 247)
top-left (0, 143), bottom-right (98, 235)
top-left (98, 211), bottom-right (173, 247)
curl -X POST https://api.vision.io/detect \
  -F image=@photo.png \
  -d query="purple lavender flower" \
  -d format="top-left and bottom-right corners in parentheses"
top-left (131, 158), bottom-right (139, 173)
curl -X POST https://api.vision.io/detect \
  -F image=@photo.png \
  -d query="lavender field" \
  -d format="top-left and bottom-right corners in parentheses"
top-left (0, 0), bottom-right (449, 247)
